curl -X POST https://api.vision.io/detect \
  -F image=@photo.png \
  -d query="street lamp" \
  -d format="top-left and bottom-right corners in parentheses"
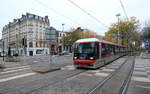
top-left (62, 24), bottom-right (65, 32)
top-left (2, 39), bottom-right (4, 61)
top-left (116, 13), bottom-right (121, 44)
top-left (61, 24), bottom-right (65, 52)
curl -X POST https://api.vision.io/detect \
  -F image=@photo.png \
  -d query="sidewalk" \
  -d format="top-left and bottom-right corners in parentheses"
top-left (140, 52), bottom-right (150, 59)
top-left (127, 55), bottom-right (150, 94)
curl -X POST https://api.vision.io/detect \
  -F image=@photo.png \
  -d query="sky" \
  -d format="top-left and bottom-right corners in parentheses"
top-left (0, 0), bottom-right (150, 39)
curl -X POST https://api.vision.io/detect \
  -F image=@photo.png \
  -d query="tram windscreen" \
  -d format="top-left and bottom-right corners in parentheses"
top-left (74, 42), bottom-right (99, 60)
top-left (74, 43), bottom-right (95, 53)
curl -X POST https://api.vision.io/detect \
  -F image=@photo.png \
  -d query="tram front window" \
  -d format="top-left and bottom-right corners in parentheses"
top-left (74, 42), bottom-right (99, 60)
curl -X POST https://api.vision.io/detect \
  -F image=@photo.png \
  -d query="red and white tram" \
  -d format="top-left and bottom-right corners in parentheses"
top-left (73, 38), bottom-right (128, 68)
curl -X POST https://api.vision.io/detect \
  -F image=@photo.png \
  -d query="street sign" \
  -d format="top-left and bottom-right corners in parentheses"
top-left (144, 39), bottom-right (150, 43)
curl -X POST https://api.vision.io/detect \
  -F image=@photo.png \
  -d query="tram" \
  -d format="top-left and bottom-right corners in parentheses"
top-left (73, 38), bottom-right (128, 68)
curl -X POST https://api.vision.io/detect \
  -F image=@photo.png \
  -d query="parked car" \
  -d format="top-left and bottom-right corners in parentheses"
top-left (145, 50), bottom-right (150, 54)
top-left (59, 51), bottom-right (72, 56)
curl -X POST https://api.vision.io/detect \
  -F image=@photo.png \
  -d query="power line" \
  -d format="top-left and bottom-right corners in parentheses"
top-left (119, 0), bottom-right (128, 20)
top-left (33, 0), bottom-right (87, 28)
top-left (67, 0), bottom-right (108, 28)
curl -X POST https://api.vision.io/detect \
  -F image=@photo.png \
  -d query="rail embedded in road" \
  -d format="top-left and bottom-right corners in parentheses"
top-left (88, 56), bottom-right (135, 94)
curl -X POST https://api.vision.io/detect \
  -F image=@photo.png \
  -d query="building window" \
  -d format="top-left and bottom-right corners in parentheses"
top-left (29, 42), bottom-right (33, 47)
top-left (28, 21), bottom-right (33, 26)
top-left (36, 42), bottom-right (38, 47)
top-left (28, 15), bottom-right (33, 18)
top-left (35, 16), bottom-right (38, 19)
top-left (36, 49), bottom-right (43, 54)
top-left (39, 17), bottom-right (42, 20)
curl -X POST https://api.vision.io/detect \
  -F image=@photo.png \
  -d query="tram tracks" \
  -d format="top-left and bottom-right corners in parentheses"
top-left (88, 56), bottom-right (135, 94)
top-left (120, 57), bottom-right (135, 94)
top-left (0, 57), bottom-right (130, 94)
top-left (0, 67), bottom-right (87, 94)
top-left (23, 68), bottom-right (87, 94)
top-left (28, 57), bottom-right (129, 94)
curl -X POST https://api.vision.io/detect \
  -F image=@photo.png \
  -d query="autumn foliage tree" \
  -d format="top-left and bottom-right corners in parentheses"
top-left (61, 27), bottom-right (102, 46)
top-left (103, 16), bottom-right (141, 48)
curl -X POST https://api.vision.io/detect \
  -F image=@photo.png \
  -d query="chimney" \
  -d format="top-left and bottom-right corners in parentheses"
top-left (26, 12), bottom-right (30, 15)
top-left (22, 15), bottom-right (25, 18)
top-left (13, 19), bottom-right (17, 22)
top-left (45, 16), bottom-right (48, 19)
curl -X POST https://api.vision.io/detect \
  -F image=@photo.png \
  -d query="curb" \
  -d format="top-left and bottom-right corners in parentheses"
top-left (32, 67), bottom-right (61, 73)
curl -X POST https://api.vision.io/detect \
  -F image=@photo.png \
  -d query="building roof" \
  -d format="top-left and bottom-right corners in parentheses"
top-left (2, 13), bottom-right (50, 31)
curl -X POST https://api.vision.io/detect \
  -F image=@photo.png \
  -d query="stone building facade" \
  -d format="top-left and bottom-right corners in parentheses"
top-left (2, 13), bottom-right (50, 56)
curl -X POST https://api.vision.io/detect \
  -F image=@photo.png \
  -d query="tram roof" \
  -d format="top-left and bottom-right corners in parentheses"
top-left (75, 38), bottom-right (125, 47)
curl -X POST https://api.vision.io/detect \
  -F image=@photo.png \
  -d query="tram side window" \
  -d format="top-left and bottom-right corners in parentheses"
top-left (120, 47), bottom-right (122, 53)
top-left (101, 43), bottom-right (106, 57)
top-left (119, 47), bottom-right (122, 53)
top-left (101, 43), bottom-right (114, 57)
top-left (116, 46), bottom-right (119, 54)
top-left (95, 43), bottom-right (99, 59)
top-left (114, 46), bottom-right (117, 54)
top-left (118, 46), bottom-right (120, 54)
top-left (110, 45), bottom-right (115, 55)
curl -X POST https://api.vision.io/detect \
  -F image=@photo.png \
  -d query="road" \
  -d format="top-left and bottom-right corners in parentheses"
top-left (0, 56), bottom-right (128, 94)
top-left (0, 54), bottom-right (149, 94)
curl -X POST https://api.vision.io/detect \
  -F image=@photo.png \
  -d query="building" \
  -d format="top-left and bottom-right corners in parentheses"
top-left (0, 39), bottom-right (3, 56)
top-left (45, 27), bottom-right (58, 54)
top-left (45, 27), bottom-right (70, 54)
top-left (57, 31), bottom-right (72, 53)
top-left (2, 13), bottom-right (50, 56)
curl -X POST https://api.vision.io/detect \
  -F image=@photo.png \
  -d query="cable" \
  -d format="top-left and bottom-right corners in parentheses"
top-left (120, 0), bottom-right (128, 20)
top-left (33, 0), bottom-right (87, 28)
top-left (67, 0), bottom-right (108, 28)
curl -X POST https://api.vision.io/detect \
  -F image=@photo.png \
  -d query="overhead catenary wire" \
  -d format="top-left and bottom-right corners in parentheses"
top-left (67, 0), bottom-right (109, 28)
top-left (33, 0), bottom-right (88, 28)
top-left (119, 0), bottom-right (129, 20)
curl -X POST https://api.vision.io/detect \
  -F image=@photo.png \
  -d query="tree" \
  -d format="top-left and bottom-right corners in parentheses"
top-left (61, 27), bottom-right (101, 46)
top-left (61, 28), bottom-right (80, 46)
top-left (103, 16), bottom-right (141, 48)
top-left (80, 29), bottom-right (102, 39)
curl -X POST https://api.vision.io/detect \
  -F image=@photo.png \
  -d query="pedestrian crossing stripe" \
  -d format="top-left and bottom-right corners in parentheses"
top-left (0, 72), bottom-right (36, 83)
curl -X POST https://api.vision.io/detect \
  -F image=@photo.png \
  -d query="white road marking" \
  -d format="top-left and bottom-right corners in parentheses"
top-left (0, 72), bottom-right (36, 82)
top-left (134, 68), bottom-right (145, 71)
top-left (133, 71), bottom-right (147, 75)
top-left (94, 72), bottom-right (109, 77)
top-left (4, 65), bottom-right (30, 71)
top-left (132, 76), bottom-right (150, 82)
top-left (136, 85), bottom-right (150, 89)
top-left (61, 65), bottom-right (75, 70)
top-left (102, 68), bottom-right (115, 72)
top-left (1, 67), bottom-right (30, 74)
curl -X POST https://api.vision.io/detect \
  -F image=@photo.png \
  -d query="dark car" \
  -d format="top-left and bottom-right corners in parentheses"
top-left (59, 51), bottom-right (71, 56)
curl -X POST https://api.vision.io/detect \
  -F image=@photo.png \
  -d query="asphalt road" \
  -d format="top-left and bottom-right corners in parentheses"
top-left (0, 56), bottom-right (128, 94)
top-left (1, 55), bottom-right (149, 94)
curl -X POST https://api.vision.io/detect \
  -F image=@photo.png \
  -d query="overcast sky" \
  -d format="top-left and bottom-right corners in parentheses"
top-left (0, 0), bottom-right (150, 38)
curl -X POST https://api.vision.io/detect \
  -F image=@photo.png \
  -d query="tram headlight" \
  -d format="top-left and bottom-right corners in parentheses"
top-left (74, 57), bottom-right (77, 59)
top-left (90, 57), bottom-right (94, 60)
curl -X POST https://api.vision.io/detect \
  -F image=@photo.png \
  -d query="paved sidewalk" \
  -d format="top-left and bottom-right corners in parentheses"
top-left (140, 52), bottom-right (150, 59)
top-left (127, 56), bottom-right (150, 94)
